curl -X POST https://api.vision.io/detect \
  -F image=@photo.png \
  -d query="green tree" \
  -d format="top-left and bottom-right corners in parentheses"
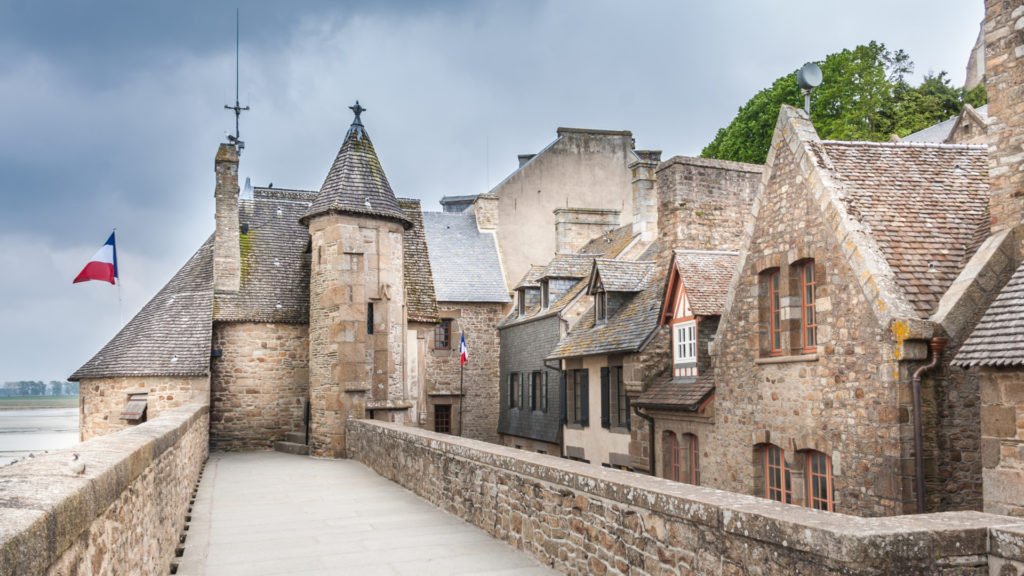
top-left (702, 42), bottom-right (986, 164)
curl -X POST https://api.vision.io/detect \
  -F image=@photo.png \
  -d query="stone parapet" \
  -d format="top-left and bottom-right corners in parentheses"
top-left (349, 419), bottom-right (1024, 575)
top-left (0, 402), bottom-right (209, 576)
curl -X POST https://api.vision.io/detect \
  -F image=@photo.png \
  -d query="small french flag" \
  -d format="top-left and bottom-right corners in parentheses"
top-left (459, 332), bottom-right (469, 365)
top-left (73, 231), bottom-right (118, 285)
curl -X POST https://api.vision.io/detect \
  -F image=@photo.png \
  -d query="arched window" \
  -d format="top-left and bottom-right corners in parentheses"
top-left (758, 443), bottom-right (791, 503)
top-left (804, 450), bottom-right (834, 511)
top-left (663, 431), bottom-right (680, 481)
top-left (681, 433), bottom-right (700, 485)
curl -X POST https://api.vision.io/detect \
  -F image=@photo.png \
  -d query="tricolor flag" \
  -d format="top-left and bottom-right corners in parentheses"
top-left (459, 332), bottom-right (468, 365)
top-left (73, 232), bottom-right (118, 285)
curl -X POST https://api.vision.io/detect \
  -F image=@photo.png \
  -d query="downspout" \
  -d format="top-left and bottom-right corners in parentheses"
top-left (910, 337), bottom-right (946, 514)
top-left (633, 406), bottom-right (655, 476)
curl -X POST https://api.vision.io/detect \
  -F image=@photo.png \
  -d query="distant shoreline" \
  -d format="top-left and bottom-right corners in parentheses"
top-left (0, 396), bottom-right (79, 410)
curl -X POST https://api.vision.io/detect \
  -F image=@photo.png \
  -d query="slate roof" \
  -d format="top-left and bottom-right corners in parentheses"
top-left (673, 250), bottom-right (738, 316)
top-left (592, 259), bottom-right (655, 292)
top-left (422, 211), bottom-right (509, 303)
top-left (300, 114), bottom-right (411, 229)
top-left (214, 188), bottom-right (313, 323)
top-left (548, 242), bottom-right (663, 359)
top-left (399, 199), bottom-right (441, 322)
top-left (904, 105), bottom-right (989, 143)
top-left (499, 225), bottom-right (638, 328)
top-left (541, 253), bottom-right (603, 280)
top-left (822, 141), bottom-right (990, 318)
top-left (633, 374), bottom-right (714, 411)
top-left (70, 238), bottom-right (214, 380)
top-left (955, 261), bottom-right (1024, 367)
top-left (513, 265), bottom-right (546, 290)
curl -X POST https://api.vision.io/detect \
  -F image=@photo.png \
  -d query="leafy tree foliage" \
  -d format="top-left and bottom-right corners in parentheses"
top-left (702, 42), bottom-right (988, 164)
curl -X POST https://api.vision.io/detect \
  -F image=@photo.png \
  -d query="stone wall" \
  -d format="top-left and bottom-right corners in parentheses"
top-left (985, 0), bottom-right (1024, 240)
top-left (424, 302), bottom-right (504, 443)
top-left (79, 375), bottom-right (208, 441)
top-left (348, 419), bottom-right (1024, 576)
top-left (553, 208), bottom-right (622, 255)
top-left (210, 321), bottom-right (309, 451)
top-left (0, 402), bottom-right (208, 576)
top-left (980, 367), bottom-right (1024, 517)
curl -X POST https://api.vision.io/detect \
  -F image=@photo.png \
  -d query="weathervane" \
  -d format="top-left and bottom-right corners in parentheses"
top-left (350, 101), bottom-right (366, 125)
top-left (225, 9), bottom-right (250, 151)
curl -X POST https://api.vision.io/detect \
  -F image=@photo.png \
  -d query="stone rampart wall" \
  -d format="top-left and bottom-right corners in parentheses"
top-left (0, 402), bottom-right (208, 576)
top-left (348, 419), bottom-right (1024, 576)
top-left (79, 375), bottom-right (209, 441)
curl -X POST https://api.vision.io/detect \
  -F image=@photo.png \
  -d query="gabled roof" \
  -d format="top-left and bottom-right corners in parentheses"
top-left (422, 210), bottom-right (509, 303)
top-left (633, 373), bottom-right (714, 411)
top-left (300, 110), bottom-right (411, 229)
top-left (540, 253), bottom-right (602, 280)
top-left (214, 188), bottom-right (312, 323)
top-left (590, 259), bottom-right (655, 293)
top-left (671, 250), bottom-right (738, 316)
top-left (954, 260), bottom-right (1024, 367)
top-left (903, 104), bottom-right (989, 143)
top-left (399, 199), bottom-right (441, 322)
top-left (548, 242), bottom-right (663, 359)
top-left (823, 140), bottom-right (990, 317)
top-left (70, 238), bottom-right (213, 381)
top-left (513, 265), bottom-right (546, 290)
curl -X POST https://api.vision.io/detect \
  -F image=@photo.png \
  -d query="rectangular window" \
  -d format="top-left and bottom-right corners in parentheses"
top-left (541, 281), bottom-right (550, 309)
top-left (768, 270), bottom-right (782, 355)
top-left (673, 321), bottom-right (697, 364)
top-left (615, 367), bottom-right (628, 428)
top-left (806, 451), bottom-right (833, 511)
top-left (684, 434), bottom-right (700, 485)
top-left (434, 404), bottom-right (451, 434)
top-left (801, 261), bottom-right (817, 352)
top-left (596, 292), bottom-right (607, 323)
top-left (509, 373), bottom-right (520, 409)
top-left (541, 372), bottom-right (548, 412)
top-left (434, 320), bottom-right (452, 350)
top-left (573, 373), bottom-right (582, 423)
top-left (765, 444), bottom-right (791, 503)
top-left (568, 369), bottom-right (589, 425)
top-left (517, 289), bottom-right (526, 316)
top-left (531, 372), bottom-right (542, 411)
top-left (367, 302), bottom-right (375, 335)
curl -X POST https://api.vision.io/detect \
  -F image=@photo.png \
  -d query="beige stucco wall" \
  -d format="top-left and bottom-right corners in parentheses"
top-left (493, 128), bottom-right (635, 287)
top-left (562, 355), bottom-right (632, 467)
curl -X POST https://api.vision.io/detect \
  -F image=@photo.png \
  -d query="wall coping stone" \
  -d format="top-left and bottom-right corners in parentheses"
top-left (350, 419), bottom-right (1024, 569)
top-left (0, 402), bottom-right (209, 574)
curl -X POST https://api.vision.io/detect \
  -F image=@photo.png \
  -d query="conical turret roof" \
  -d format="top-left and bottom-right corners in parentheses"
top-left (300, 102), bottom-right (412, 229)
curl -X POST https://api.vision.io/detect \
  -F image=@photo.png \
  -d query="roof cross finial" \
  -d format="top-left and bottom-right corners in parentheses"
top-left (349, 101), bottom-right (366, 126)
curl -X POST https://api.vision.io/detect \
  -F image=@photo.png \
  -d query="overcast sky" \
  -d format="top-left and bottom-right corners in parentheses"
top-left (0, 1), bottom-right (983, 383)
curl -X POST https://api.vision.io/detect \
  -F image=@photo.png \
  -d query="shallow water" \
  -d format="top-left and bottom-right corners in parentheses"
top-left (0, 407), bottom-right (79, 466)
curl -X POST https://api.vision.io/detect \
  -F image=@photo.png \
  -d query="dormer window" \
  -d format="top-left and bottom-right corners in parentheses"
top-left (517, 289), bottom-right (526, 316)
top-left (595, 291), bottom-right (608, 324)
top-left (541, 281), bottom-right (550, 309)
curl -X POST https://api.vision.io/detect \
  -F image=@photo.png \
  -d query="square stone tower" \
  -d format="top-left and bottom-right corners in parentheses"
top-left (300, 103), bottom-right (413, 458)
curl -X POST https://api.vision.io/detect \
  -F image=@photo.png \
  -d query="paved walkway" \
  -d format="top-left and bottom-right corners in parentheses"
top-left (178, 452), bottom-right (557, 576)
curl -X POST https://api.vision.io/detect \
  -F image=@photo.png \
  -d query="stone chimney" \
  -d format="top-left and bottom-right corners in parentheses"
top-left (985, 0), bottom-right (1024, 240)
top-left (473, 193), bottom-right (499, 231)
top-left (213, 143), bottom-right (241, 293)
top-left (630, 150), bottom-right (661, 244)
top-left (553, 207), bottom-right (621, 254)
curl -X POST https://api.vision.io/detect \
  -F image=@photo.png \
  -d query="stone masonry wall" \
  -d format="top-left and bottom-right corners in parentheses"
top-left (0, 402), bottom-right (208, 576)
top-left (348, 419), bottom-right (1024, 576)
top-left (210, 321), bottom-right (309, 451)
top-left (424, 302), bottom-right (504, 443)
top-left (985, 0), bottom-right (1024, 240)
top-left (980, 368), bottom-right (1024, 517)
top-left (79, 375), bottom-right (208, 441)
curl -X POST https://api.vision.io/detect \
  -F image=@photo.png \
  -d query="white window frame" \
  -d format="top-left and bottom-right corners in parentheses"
top-left (673, 321), bottom-right (697, 364)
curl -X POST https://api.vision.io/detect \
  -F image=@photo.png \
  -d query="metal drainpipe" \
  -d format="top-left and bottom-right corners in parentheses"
top-left (633, 406), bottom-right (656, 476)
top-left (910, 337), bottom-right (946, 514)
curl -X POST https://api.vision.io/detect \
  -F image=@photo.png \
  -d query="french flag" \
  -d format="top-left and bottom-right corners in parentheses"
top-left (73, 232), bottom-right (118, 285)
top-left (459, 332), bottom-right (468, 365)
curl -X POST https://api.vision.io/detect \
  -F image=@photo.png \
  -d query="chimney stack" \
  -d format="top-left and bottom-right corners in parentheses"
top-left (630, 150), bottom-right (661, 244)
top-left (214, 143), bottom-right (241, 293)
top-left (518, 154), bottom-right (536, 168)
top-left (473, 193), bottom-right (499, 231)
top-left (985, 0), bottom-right (1024, 243)
top-left (553, 207), bottom-right (621, 254)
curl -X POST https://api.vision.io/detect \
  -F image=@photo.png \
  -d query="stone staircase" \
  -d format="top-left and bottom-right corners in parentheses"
top-left (273, 430), bottom-right (309, 455)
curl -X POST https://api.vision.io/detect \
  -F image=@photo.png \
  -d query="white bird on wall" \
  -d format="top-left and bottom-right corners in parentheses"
top-left (68, 453), bottom-right (86, 475)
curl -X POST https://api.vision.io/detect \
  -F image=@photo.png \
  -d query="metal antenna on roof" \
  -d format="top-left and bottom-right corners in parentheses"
top-left (224, 8), bottom-right (250, 152)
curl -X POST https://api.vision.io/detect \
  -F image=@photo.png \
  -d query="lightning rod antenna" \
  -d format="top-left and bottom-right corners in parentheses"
top-left (224, 8), bottom-right (250, 152)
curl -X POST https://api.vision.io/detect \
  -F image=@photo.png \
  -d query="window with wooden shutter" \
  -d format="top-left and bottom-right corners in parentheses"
top-left (600, 367), bottom-right (611, 428)
top-left (120, 392), bottom-right (148, 422)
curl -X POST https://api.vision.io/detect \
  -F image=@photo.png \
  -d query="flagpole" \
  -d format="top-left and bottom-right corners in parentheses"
top-left (114, 228), bottom-right (123, 327)
top-left (459, 332), bottom-right (465, 437)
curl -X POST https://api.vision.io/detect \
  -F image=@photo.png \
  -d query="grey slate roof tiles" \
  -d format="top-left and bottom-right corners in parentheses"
top-left (903, 105), bottom-right (989, 143)
top-left (513, 265), bottom-right (546, 290)
top-left (548, 242), bottom-right (663, 359)
top-left (70, 237), bottom-right (214, 380)
top-left (541, 253), bottom-right (603, 280)
top-left (955, 260), bottom-right (1024, 367)
top-left (633, 374), bottom-right (714, 410)
top-left (399, 198), bottom-right (441, 321)
top-left (422, 211), bottom-right (509, 303)
top-left (822, 141), bottom-right (990, 318)
top-left (673, 250), bottom-right (738, 316)
top-left (300, 120), bottom-right (412, 229)
top-left (214, 188), bottom-right (313, 324)
top-left (592, 259), bottom-right (655, 293)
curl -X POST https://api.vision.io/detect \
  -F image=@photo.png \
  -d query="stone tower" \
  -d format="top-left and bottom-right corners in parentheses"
top-left (300, 103), bottom-right (412, 458)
